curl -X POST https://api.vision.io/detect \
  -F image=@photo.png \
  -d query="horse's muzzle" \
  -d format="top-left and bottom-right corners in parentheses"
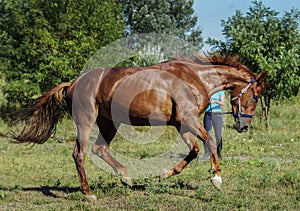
top-left (233, 120), bottom-right (249, 133)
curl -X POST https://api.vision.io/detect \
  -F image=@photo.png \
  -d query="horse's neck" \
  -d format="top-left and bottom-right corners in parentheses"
top-left (196, 66), bottom-right (252, 95)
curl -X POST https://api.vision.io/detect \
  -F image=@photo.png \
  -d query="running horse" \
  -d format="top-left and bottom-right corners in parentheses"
top-left (14, 54), bottom-right (267, 200)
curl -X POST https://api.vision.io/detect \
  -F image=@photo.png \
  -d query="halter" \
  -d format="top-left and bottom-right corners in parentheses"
top-left (231, 78), bottom-right (256, 118)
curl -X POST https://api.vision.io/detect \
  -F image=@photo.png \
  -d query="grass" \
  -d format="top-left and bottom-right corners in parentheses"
top-left (0, 95), bottom-right (299, 210)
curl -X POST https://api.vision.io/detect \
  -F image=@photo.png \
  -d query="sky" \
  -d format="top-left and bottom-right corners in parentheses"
top-left (193, 0), bottom-right (300, 50)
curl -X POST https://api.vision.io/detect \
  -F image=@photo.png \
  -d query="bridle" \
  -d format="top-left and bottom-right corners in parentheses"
top-left (231, 78), bottom-right (256, 119)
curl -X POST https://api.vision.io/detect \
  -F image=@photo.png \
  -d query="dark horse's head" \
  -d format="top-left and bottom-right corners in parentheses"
top-left (230, 71), bottom-right (268, 133)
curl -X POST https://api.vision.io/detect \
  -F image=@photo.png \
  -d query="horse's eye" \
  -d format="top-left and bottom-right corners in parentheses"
top-left (253, 94), bottom-right (259, 101)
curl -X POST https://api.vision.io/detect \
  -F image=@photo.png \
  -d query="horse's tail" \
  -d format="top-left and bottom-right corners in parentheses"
top-left (13, 82), bottom-right (72, 144)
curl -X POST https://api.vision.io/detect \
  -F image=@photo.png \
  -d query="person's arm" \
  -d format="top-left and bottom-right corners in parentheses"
top-left (210, 95), bottom-right (225, 106)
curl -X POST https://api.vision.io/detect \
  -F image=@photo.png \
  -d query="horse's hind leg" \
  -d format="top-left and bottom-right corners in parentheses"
top-left (92, 117), bottom-right (132, 186)
top-left (72, 123), bottom-right (97, 201)
top-left (71, 97), bottom-right (98, 200)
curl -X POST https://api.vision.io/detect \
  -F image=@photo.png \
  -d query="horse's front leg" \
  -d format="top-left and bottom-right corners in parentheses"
top-left (160, 131), bottom-right (199, 179)
top-left (92, 144), bottom-right (132, 187)
top-left (206, 135), bottom-right (222, 190)
top-left (160, 120), bottom-right (222, 190)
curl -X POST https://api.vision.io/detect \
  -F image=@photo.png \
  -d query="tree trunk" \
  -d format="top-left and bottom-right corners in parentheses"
top-left (260, 96), bottom-right (270, 128)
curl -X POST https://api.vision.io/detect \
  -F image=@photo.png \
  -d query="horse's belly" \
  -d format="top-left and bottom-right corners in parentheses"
top-left (104, 90), bottom-right (173, 125)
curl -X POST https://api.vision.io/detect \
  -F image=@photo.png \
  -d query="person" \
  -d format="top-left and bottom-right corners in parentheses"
top-left (202, 90), bottom-right (225, 161)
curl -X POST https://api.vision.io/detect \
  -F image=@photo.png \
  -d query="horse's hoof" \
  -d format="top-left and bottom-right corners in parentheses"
top-left (91, 145), bottom-right (99, 155)
top-left (211, 175), bottom-right (222, 190)
top-left (159, 169), bottom-right (169, 181)
top-left (86, 194), bottom-right (97, 202)
top-left (121, 177), bottom-right (132, 187)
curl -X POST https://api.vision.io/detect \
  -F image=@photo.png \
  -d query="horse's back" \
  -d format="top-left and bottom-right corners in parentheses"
top-left (67, 62), bottom-right (209, 126)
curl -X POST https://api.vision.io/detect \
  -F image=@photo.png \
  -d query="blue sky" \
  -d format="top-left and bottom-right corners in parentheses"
top-left (193, 0), bottom-right (300, 50)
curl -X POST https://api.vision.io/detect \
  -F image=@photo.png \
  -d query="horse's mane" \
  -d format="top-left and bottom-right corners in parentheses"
top-left (173, 53), bottom-right (250, 72)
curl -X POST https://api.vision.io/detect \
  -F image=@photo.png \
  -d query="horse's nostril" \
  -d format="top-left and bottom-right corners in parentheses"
top-left (234, 121), bottom-right (240, 129)
top-left (243, 125), bottom-right (249, 131)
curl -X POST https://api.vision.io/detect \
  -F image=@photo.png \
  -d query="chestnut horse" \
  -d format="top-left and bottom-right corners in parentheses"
top-left (14, 54), bottom-right (267, 200)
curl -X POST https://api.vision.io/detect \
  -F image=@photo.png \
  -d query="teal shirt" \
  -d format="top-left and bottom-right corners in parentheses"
top-left (205, 91), bottom-right (225, 113)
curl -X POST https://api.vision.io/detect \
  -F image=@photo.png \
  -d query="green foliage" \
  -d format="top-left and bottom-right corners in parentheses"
top-left (0, 0), bottom-right (125, 110)
top-left (208, 1), bottom-right (300, 103)
top-left (125, 44), bottom-right (169, 67)
top-left (122, 0), bottom-right (203, 48)
top-left (1, 0), bottom-right (203, 115)
top-left (0, 190), bottom-right (5, 198)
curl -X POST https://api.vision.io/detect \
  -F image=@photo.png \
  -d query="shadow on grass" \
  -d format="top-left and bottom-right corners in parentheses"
top-left (23, 186), bottom-right (81, 198)
top-left (0, 186), bottom-right (81, 198)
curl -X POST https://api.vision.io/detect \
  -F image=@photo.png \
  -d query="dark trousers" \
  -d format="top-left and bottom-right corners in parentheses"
top-left (203, 112), bottom-right (223, 157)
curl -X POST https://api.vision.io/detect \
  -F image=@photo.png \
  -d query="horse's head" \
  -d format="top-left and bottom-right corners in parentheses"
top-left (230, 71), bottom-right (268, 133)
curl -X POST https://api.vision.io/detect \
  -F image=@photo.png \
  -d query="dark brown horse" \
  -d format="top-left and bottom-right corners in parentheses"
top-left (14, 54), bottom-right (267, 200)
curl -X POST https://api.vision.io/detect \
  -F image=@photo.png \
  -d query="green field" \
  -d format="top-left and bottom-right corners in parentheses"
top-left (0, 95), bottom-right (299, 210)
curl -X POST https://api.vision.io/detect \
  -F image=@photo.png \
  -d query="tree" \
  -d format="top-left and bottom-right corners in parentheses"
top-left (122, 0), bottom-right (203, 48)
top-left (0, 0), bottom-right (125, 114)
top-left (207, 1), bottom-right (300, 127)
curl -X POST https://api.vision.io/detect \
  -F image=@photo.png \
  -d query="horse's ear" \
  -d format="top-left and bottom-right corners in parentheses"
top-left (256, 71), bottom-right (268, 84)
